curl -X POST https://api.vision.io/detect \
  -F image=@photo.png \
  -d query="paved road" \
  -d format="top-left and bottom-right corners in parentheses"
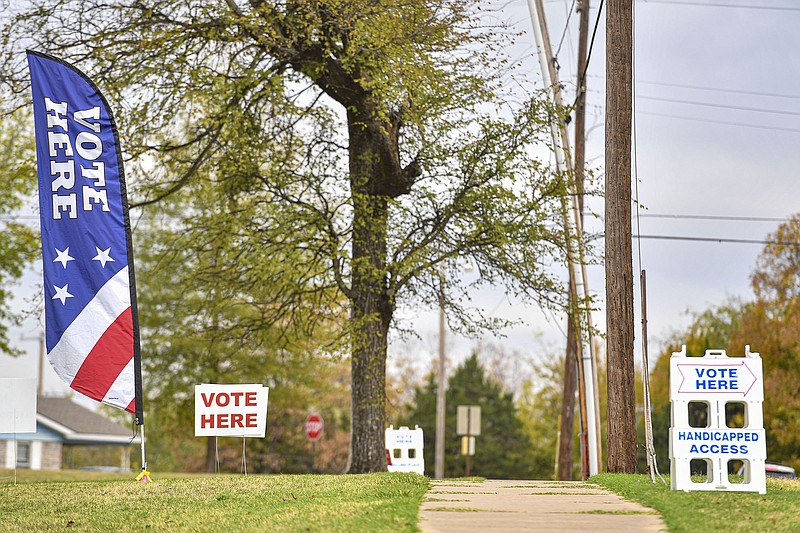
top-left (419, 479), bottom-right (666, 532)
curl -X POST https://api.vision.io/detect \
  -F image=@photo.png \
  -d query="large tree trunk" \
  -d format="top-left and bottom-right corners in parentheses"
top-left (345, 109), bottom-right (410, 473)
top-left (347, 191), bottom-right (392, 473)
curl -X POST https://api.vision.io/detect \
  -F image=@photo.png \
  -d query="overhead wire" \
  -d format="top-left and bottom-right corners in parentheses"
top-left (582, 86), bottom-right (800, 116)
top-left (571, 0), bottom-right (605, 111)
top-left (636, 94), bottom-right (800, 117)
top-left (554, 0), bottom-right (578, 60)
top-left (579, 90), bottom-right (800, 132)
top-left (587, 74), bottom-right (800, 101)
top-left (637, 110), bottom-right (800, 135)
top-left (637, 213), bottom-right (788, 222)
top-left (633, 234), bottom-right (800, 246)
top-left (638, 0), bottom-right (800, 12)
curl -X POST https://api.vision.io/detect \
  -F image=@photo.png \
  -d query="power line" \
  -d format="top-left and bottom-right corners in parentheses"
top-left (638, 0), bottom-right (800, 12)
top-left (587, 74), bottom-right (800, 100)
top-left (583, 86), bottom-right (800, 117)
top-left (637, 213), bottom-right (789, 223)
top-left (637, 94), bottom-right (800, 117)
top-left (637, 110), bottom-right (800, 134)
top-left (583, 90), bottom-right (800, 129)
top-left (633, 234), bottom-right (800, 246)
top-left (583, 90), bottom-right (800, 134)
top-left (0, 215), bottom-right (38, 221)
top-left (572, 0), bottom-right (605, 110)
top-left (554, 0), bottom-right (578, 60)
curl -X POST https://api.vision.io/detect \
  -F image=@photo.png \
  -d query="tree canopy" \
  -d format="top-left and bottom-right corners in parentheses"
top-left (0, 110), bottom-right (39, 356)
top-left (1, 0), bottom-right (575, 471)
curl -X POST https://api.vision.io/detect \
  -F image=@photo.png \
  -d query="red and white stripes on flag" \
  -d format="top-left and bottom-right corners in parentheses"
top-left (46, 267), bottom-right (136, 412)
top-left (28, 50), bottom-right (144, 423)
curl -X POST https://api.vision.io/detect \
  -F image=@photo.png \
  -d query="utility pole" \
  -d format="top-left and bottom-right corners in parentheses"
top-left (574, 0), bottom-right (590, 217)
top-left (575, 0), bottom-right (603, 474)
top-left (529, 0), bottom-right (600, 478)
top-left (435, 265), bottom-right (446, 479)
top-left (605, 0), bottom-right (637, 473)
top-left (556, 0), bottom-right (592, 482)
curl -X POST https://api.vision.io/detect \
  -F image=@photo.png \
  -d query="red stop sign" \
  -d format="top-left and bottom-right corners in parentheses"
top-left (305, 413), bottom-right (324, 441)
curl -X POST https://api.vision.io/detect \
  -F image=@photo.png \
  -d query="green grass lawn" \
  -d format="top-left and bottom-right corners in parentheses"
top-left (591, 473), bottom-right (800, 532)
top-left (0, 470), bottom-right (428, 532)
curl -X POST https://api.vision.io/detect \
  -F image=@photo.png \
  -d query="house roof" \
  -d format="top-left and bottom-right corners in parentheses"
top-left (36, 396), bottom-right (138, 445)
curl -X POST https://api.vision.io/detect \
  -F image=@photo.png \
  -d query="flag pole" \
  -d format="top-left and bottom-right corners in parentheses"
top-left (27, 49), bottom-right (151, 483)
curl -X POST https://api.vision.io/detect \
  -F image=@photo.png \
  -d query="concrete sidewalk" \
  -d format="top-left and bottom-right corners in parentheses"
top-left (419, 479), bottom-right (666, 533)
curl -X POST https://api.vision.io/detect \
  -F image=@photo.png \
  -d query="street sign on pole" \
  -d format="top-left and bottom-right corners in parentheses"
top-left (457, 405), bottom-right (480, 477)
top-left (460, 436), bottom-right (476, 456)
top-left (456, 405), bottom-right (481, 436)
top-left (305, 412), bottom-right (324, 442)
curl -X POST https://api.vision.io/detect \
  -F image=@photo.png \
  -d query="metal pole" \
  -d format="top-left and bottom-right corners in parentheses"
top-left (139, 424), bottom-right (150, 481)
top-left (435, 265), bottom-right (446, 479)
top-left (140, 422), bottom-right (147, 472)
top-left (640, 270), bottom-right (654, 480)
top-left (465, 407), bottom-right (471, 477)
top-left (527, 0), bottom-right (600, 477)
top-left (37, 331), bottom-right (44, 396)
top-left (640, 270), bottom-right (665, 483)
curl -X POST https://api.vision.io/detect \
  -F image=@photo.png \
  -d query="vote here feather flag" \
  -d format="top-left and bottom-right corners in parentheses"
top-left (27, 50), bottom-right (143, 425)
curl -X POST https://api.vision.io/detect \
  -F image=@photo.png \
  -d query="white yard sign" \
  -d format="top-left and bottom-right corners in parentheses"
top-left (194, 384), bottom-right (269, 437)
top-left (0, 378), bottom-right (37, 433)
top-left (669, 346), bottom-right (766, 494)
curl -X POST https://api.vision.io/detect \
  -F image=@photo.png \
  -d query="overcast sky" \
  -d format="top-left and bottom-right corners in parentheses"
top-left (4, 0), bottom-right (800, 399)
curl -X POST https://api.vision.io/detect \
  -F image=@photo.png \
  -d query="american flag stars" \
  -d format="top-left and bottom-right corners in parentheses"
top-left (92, 246), bottom-right (115, 268)
top-left (52, 284), bottom-right (73, 305)
top-left (50, 245), bottom-right (116, 305)
top-left (53, 247), bottom-right (74, 268)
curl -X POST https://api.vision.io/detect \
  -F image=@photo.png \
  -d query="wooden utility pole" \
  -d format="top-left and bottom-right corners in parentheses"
top-left (557, 318), bottom-right (578, 480)
top-left (577, 0), bottom-right (603, 476)
top-left (574, 0), bottom-right (590, 216)
top-left (605, 0), bottom-right (637, 472)
top-left (530, 0), bottom-right (599, 478)
top-left (556, 0), bottom-right (592, 482)
top-left (435, 266), bottom-right (446, 479)
top-left (555, 0), bottom-right (596, 480)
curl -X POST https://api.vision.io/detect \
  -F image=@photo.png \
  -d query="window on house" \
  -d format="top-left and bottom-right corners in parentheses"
top-left (16, 442), bottom-right (31, 468)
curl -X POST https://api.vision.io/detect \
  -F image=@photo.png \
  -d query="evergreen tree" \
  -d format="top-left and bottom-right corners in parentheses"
top-left (404, 353), bottom-right (535, 479)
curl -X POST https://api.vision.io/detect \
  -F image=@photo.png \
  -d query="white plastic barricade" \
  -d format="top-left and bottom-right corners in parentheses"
top-left (669, 345), bottom-right (766, 494)
top-left (385, 425), bottom-right (425, 475)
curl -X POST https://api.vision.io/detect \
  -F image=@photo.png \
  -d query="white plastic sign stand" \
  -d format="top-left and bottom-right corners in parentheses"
top-left (669, 346), bottom-right (766, 494)
top-left (386, 425), bottom-right (425, 475)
